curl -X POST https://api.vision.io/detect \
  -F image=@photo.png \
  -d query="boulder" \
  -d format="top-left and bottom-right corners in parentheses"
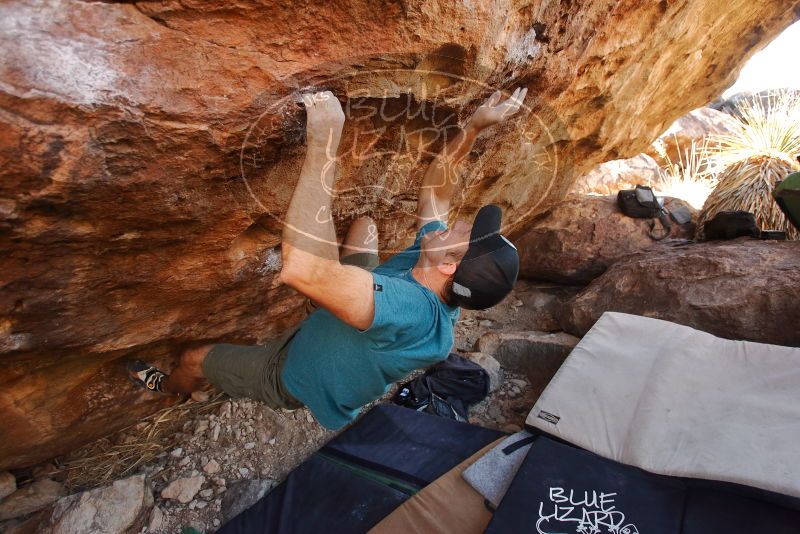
top-left (0, 479), bottom-right (65, 521)
top-left (513, 195), bottom-right (696, 284)
top-left (563, 239), bottom-right (800, 347)
top-left (645, 107), bottom-right (740, 165)
top-left (37, 475), bottom-right (153, 534)
top-left (160, 476), bottom-right (205, 504)
top-left (1, 0), bottom-right (798, 469)
top-left (570, 154), bottom-right (663, 195)
top-left (475, 331), bottom-right (580, 399)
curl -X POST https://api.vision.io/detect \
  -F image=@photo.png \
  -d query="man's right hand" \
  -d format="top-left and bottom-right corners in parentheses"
top-left (302, 90), bottom-right (345, 152)
top-left (467, 87), bottom-right (527, 131)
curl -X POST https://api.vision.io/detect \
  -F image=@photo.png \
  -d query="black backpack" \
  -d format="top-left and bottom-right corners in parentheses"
top-left (617, 185), bottom-right (673, 240)
top-left (703, 211), bottom-right (761, 240)
top-left (393, 353), bottom-right (490, 423)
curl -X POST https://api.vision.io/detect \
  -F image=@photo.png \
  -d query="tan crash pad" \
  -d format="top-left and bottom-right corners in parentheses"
top-left (369, 438), bottom-right (503, 534)
top-left (526, 312), bottom-right (800, 498)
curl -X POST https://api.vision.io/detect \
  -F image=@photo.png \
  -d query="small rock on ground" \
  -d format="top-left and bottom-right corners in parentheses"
top-left (0, 478), bottom-right (65, 521)
top-left (40, 474), bottom-right (152, 534)
top-left (202, 459), bottom-right (221, 474)
top-left (160, 476), bottom-right (205, 504)
top-left (148, 506), bottom-right (165, 533)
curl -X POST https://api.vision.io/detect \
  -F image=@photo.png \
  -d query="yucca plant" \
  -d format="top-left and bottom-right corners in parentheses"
top-left (654, 138), bottom-right (718, 210)
top-left (697, 156), bottom-right (799, 239)
top-left (697, 90), bottom-right (800, 240)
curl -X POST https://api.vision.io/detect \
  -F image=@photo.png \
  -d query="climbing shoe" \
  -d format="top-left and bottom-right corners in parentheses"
top-left (126, 359), bottom-right (168, 392)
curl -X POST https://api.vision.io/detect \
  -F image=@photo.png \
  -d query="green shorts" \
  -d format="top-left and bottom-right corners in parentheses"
top-left (202, 251), bottom-right (379, 409)
top-left (339, 252), bottom-right (379, 271)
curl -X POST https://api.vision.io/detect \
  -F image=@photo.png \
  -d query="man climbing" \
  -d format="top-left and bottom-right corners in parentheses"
top-left (128, 86), bottom-right (526, 429)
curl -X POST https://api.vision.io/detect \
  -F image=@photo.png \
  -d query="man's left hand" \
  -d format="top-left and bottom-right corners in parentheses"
top-left (302, 90), bottom-right (346, 151)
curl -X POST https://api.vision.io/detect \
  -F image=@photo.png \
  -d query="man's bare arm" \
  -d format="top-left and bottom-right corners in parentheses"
top-left (416, 87), bottom-right (528, 228)
top-left (416, 123), bottom-right (481, 228)
top-left (280, 91), bottom-right (375, 330)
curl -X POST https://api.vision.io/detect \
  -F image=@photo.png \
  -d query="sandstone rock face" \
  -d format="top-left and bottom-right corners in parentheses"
top-left (563, 240), bottom-right (800, 346)
top-left (1, 0), bottom-right (798, 469)
top-left (38, 475), bottom-right (153, 534)
top-left (514, 195), bottom-right (696, 284)
top-left (570, 154), bottom-right (663, 195)
top-left (645, 107), bottom-right (740, 165)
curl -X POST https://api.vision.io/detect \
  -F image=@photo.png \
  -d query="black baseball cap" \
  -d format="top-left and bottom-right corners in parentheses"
top-left (450, 205), bottom-right (519, 310)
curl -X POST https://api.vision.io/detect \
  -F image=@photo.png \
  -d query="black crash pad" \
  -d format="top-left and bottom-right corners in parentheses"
top-left (217, 403), bottom-right (503, 534)
top-left (486, 436), bottom-right (800, 534)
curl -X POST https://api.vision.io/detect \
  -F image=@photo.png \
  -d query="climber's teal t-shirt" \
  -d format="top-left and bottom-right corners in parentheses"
top-left (281, 220), bottom-right (460, 429)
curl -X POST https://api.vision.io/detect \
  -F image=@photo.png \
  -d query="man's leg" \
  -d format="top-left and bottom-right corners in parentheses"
top-left (128, 336), bottom-right (301, 409)
top-left (161, 345), bottom-right (212, 394)
top-left (126, 345), bottom-right (212, 394)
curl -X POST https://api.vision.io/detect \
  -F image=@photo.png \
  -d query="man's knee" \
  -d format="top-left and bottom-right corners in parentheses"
top-left (180, 345), bottom-right (213, 376)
